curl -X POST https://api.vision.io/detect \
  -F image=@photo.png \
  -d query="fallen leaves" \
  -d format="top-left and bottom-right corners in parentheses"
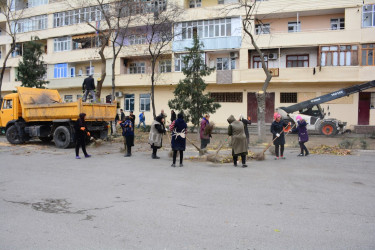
top-left (310, 145), bottom-right (351, 155)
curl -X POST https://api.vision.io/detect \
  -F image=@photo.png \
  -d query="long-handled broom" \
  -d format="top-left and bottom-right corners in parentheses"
top-left (186, 137), bottom-right (206, 155)
top-left (206, 136), bottom-right (229, 162)
top-left (254, 124), bottom-right (295, 161)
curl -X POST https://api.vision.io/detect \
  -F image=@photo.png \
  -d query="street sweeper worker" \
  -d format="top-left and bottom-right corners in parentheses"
top-left (169, 112), bottom-right (187, 167)
top-left (149, 115), bottom-right (166, 159)
top-left (293, 115), bottom-right (309, 157)
top-left (270, 113), bottom-right (291, 160)
top-left (120, 116), bottom-right (135, 157)
top-left (74, 113), bottom-right (91, 159)
top-left (239, 114), bottom-right (251, 148)
top-left (227, 115), bottom-right (248, 168)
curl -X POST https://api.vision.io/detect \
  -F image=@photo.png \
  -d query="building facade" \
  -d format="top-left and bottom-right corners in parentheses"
top-left (1, 0), bottom-right (375, 130)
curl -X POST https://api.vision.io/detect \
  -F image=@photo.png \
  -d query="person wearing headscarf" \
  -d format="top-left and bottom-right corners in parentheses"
top-left (270, 112), bottom-right (290, 160)
top-left (149, 115), bottom-right (166, 159)
top-left (239, 114), bottom-right (251, 148)
top-left (120, 116), bottom-right (134, 157)
top-left (227, 115), bottom-right (248, 168)
top-left (170, 110), bottom-right (176, 123)
top-left (200, 114), bottom-right (211, 153)
top-left (74, 113), bottom-right (91, 159)
top-left (294, 115), bottom-right (309, 156)
top-left (169, 112), bottom-right (187, 167)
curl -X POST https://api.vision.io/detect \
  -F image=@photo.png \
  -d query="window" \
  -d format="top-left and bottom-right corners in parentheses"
top-left (321, 45), bottom-right (358, 66)
top-left (288, 21), bottom-right (301, 33)
top-left (174, 54), bottom-right (186, 72)
top-left (253, 56), bottom-right (268, 68)
top-left (181, 18), bottom-right (231, 40)
top-left (53, 5), bottom-right (108, 28)
top-left (28, 0), bottom-right (48, 8)
top-left (11, 15), bottom-right (48, 33)
top-left (125, 94), bottom-right (135, 111)
top-left (189, 0), bottom-right (201, 8)
top-left (331, 18), bottom-right (345, 30)
top-left (86, 66), bottom-right (94, 76)
top-left (54, 63), bottom-right (68, 78)
top-left (286, 55), bottom-right (309, 68)
top-left (363, 4), bottom-right (375, 28)
top-left (70, 67), bottom-right (75, 77)
top-left (54, 37), bottom-right (71, 52)
top-left (140, 94), bottom-right (151, 111)
top-left (280, 93), bottom-right (297, 103)
top-left (129, 62), bottom-right (145, 74)
top-left (255, 23), bottom-right (270, 34)
top-left (362, 44), bottom-right (375, 66)
top-left (3, 99), bottom-right (13, 109)
top-left (216, 57), bottom-right (236, 70)
top-left (159, 60), bottom-right (171, 73)
top-left (64, 95), bottom-right (73, 103)
top-left (129, 34), bottom-right (147, 45)
top-left (210, 92), bottom-right (242, 102)
top-left (12, 44), bottom-right (23, 57)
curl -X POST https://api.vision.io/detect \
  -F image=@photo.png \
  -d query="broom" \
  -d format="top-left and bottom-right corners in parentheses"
top-left (186, 136), bottom-right (205, 155)
top-left (254, 123), bottom-right (295, 161)
top-left (206, 136), bottom-right (229, 163)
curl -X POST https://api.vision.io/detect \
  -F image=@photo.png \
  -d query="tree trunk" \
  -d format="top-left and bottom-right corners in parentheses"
top-left (111, 58), bottom-right (116, 103)
top-left (96, 40), bottom-right (108, 101)
top-left (256, 91), bottom-right (266, 142)
top-left (150, 58), bottom-right (157, 120)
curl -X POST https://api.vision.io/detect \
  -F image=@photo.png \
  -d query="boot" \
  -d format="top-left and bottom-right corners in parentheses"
top-left (152, 154), bottom-right (160, 159)
top-left (171, 163), bottom-right (176, 167)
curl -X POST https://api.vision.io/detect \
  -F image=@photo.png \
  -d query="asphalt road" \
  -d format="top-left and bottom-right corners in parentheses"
top-left (1, 140), bottom-right (375, 250)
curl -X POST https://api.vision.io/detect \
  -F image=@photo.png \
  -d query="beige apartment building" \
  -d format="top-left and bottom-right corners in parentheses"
top-left (1, 0), bottom-right (375, 130)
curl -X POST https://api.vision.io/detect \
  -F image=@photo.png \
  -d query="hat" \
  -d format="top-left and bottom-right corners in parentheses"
top-left (273, 112), bottom-right (281, 120)
top-left (239, 114), bottom-right (243, 120)
top-left (296, 115), bottom-right (302, 121)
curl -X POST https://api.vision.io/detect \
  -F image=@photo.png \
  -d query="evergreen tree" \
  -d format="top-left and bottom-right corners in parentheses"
top-left (168, 34), bottom-right (220, 127)
top-left (17, 37), bottom-right (49, 88)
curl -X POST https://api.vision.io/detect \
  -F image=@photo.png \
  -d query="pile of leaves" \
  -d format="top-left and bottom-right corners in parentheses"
top-left (310, 145), bottom-right (351, 155)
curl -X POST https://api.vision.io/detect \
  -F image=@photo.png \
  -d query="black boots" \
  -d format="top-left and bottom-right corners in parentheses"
top-left (152, 154), bottom-right (160, 159)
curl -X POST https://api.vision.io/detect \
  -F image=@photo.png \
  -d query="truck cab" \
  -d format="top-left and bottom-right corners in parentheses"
top-left (0, 93), bottom-right (20, 129)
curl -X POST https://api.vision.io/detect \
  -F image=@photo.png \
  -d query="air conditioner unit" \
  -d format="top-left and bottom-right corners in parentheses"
top-left (268, 53), bottom-right (278, 60)
top-left (115, 92), bottom-right (123, 97)
top-left (230, 52), bottom-right (239, 58)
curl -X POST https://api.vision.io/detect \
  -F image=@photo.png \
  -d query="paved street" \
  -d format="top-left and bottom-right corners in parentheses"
top-left (1, 138), bottom-right (375, 250)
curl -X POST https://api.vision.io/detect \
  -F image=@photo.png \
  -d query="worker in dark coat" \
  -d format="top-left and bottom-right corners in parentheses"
top-left (270, 113), bottom-right (290, 160)
top-left (294, 115), bottom-right (309, 156)
top-left (74, 113), bottom-right (91, 159)
top-left (170, 110), bottom-right (176, 123)
top-left (240, 114), bottom-right (251, 148)
top-left (82, 75), bottom-right (96, 102)
top-left (227, 115), bottom-right (248, 168)
top-left (169, 112), bottom-right (187, 167)
top-left (149, 115), bottom-right (166, 159)
top-left (120, 116), bottom-right (134, 157)
top-left (200, 114), bottom-right (211, 153)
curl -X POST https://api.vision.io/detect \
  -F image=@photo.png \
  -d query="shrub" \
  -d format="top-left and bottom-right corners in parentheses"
top-left (338, 138), bottom-right (356, 149)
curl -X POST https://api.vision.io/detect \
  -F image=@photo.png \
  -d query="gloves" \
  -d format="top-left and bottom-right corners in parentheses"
top-left (87, 132), bottom-right (90, 136)
top-left (80, 127), bottom-right (85, 131)
top-left (276, 133), bottom-right (280, 137)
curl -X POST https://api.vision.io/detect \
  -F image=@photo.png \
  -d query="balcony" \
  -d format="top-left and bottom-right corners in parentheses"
top-left (173, 36), bottom-right (242, 52)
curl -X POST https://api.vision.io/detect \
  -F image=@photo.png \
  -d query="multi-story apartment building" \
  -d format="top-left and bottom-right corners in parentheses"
top-left (1, 0), bottom-right (375, 130)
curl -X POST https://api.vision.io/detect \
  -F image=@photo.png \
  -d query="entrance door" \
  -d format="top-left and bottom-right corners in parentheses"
top-left (358, 92), bottom-right (371, 125)
top-left (247, 92), bottom-right (275, 123)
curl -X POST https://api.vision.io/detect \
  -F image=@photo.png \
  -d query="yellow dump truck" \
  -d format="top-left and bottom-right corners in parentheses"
top-left (0, 87), bottom-right (117, 148)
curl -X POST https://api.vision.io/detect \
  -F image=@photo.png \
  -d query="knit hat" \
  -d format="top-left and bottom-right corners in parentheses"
top-left (296, 115), bottom-right (302, 121)
top-left (273, 112), bottom-right (281, 120)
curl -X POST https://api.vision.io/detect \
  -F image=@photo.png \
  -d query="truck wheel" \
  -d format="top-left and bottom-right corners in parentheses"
top-left (53, 126), bottom-right (72, 148)
top-left (6, 125), bottom-right (22, 144)
top-left (320, 121), bottom-right (337, 136)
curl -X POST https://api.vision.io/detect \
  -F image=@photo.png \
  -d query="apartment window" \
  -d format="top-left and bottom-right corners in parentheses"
top-left (189, 0), bottom-right (201, 8)
top-left (140, 94), bottom-right (151, 112)
top-left (54, 63), bottom-right (68, 78)
top-left (159, 60), bottom-right (172, 73)
top-left (129, 62), bottom-right (145, 74)
top-left (53, 5), bottom-right (108, 28)
top-left (11, 44), bottom-right (23, 57)
top-left (54, 37), bottom-right (71, 52)
top-left (174, 54), bottom-right (186, 72)
top-left (331, 18), bottom-right (345, 30)
top-left (28, 0), bottom-right (48, 8)
top-left (129, 34), bottom-right (147, 45)
top-left (125, 94), bottom-right (135, 112)
top-left (255, 24), bottom-right (270, 34)
top-left (253, 56), bottom-right (268, 68)
top-left (210, 92), bottom-right (242, 102)
top-left (362, 44), bottom-right (375, 66)
top-left (280, 93), bottom-right (297, 103)
top-left (288, 21), bottom-right (301, 33)
top-left (11, 15), bottom-right (48, 33)
top-left (363, 4), bottom-right (375, 28)
top-left (86, 66), bottom-right (94, 76)
top-left (181, 18), bottom-right (231, 40)
top-left (320, 45), bottom-right (358, 66)
top-left (286, 55), bottom-right (309, 68)
top-left (64, 95), bottom-right (73, 103)
top-left (216, 58), bottom-right (236, 70)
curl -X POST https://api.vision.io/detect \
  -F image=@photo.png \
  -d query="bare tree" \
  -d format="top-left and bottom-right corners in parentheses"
top-left (141, 1), bottom-right (183, 119)
top-left (70, 0), bottom-right (134, 101)
top-left (0, 0), bottom-right (26, 100)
